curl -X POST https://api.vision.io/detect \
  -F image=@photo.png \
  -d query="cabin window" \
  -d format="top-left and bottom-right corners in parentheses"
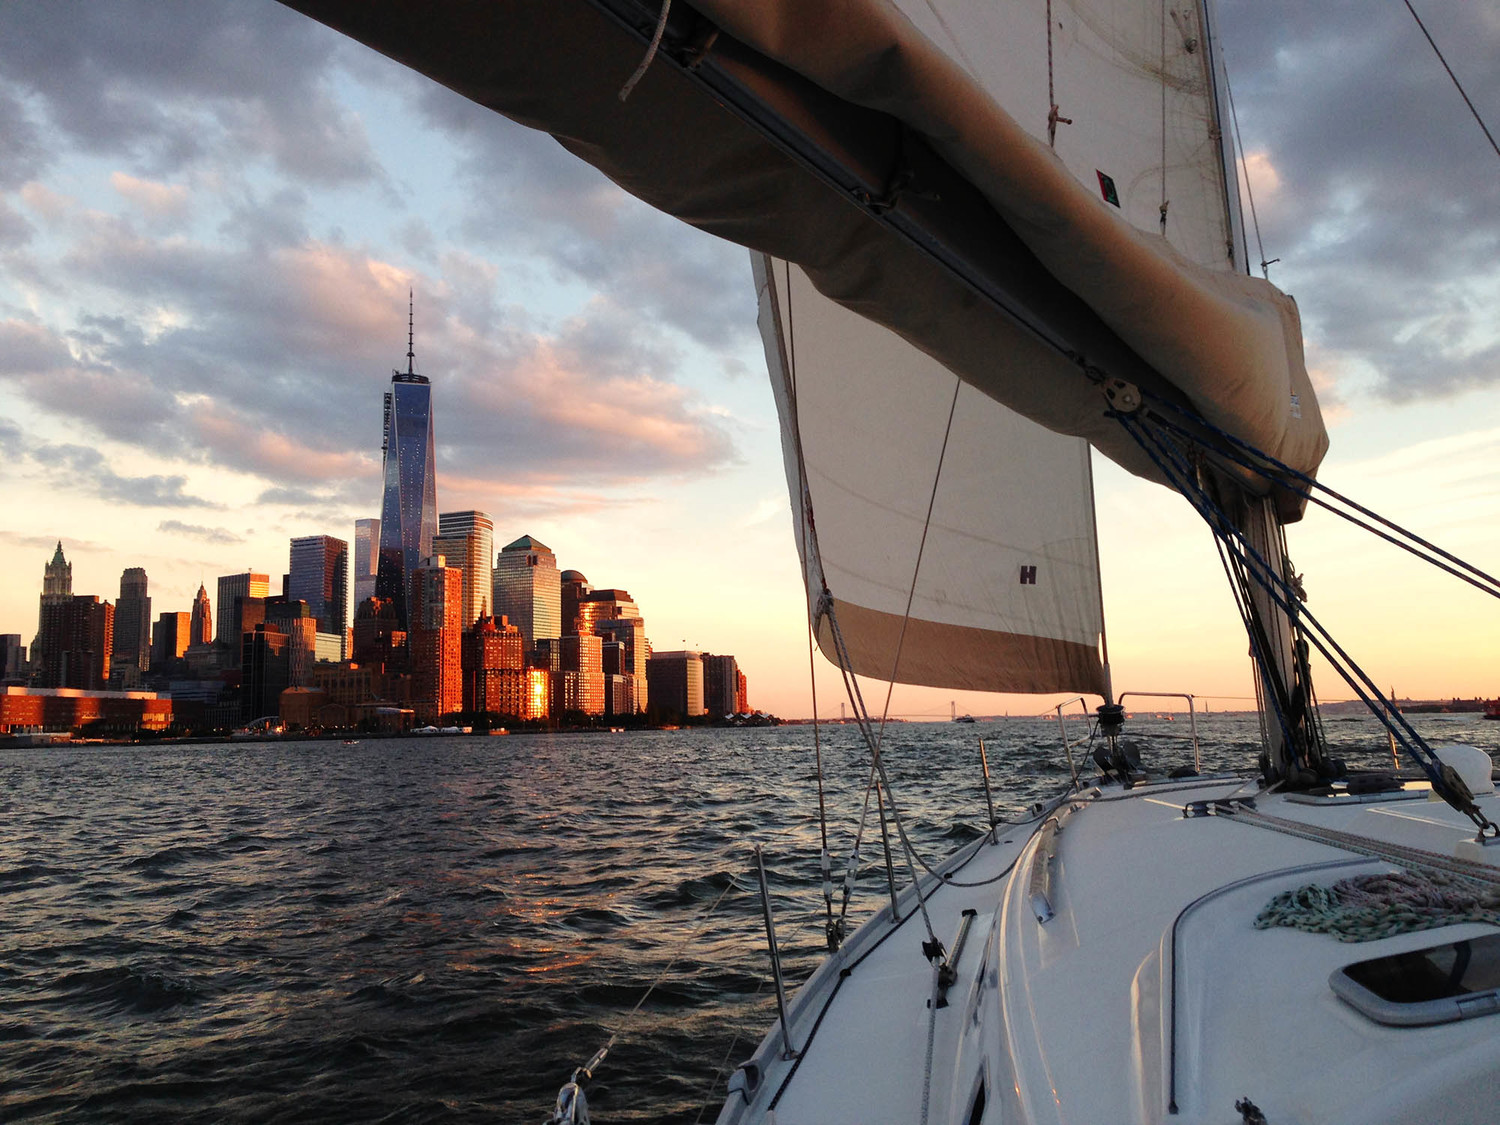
top-left (1330, 932), bottom-right (1500, 1026)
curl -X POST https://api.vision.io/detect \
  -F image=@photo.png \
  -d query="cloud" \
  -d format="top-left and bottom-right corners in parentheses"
top-left (157, 519), bottom-right (243, 545)
top-left (0, 1), bottom-right (382, 186)
top-left (0, 0), bottom-right (748, 531)
top-left (411, 80), bottom-right (759, 355)
top-left (110, 172), bottom-right (191, 226)
top-left (1219, 1), bottom-right (1500, 400)
top-left (37, 443), bottom-right (218, 508)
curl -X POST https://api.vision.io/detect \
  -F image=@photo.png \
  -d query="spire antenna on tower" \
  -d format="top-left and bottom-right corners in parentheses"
top-left (407, 289), bottom-right (415, 376)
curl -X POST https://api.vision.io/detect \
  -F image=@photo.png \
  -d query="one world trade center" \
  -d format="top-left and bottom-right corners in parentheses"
top-left (376, 296), bottom-right (437, 630)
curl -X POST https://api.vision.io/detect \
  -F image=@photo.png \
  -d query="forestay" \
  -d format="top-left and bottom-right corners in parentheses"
top-left (758, 255), bottom-right (1106, 694)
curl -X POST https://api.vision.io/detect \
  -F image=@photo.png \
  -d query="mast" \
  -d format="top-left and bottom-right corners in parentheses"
top-left (1200, 0), bottom-right (1320, 781)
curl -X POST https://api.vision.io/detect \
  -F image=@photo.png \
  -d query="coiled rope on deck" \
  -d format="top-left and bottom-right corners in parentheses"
top-left (1255, 869), bottom-right (1500, 942)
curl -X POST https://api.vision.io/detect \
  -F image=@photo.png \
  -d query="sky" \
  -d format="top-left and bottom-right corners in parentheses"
top-left (0, 1), bottom-right (1496, 719)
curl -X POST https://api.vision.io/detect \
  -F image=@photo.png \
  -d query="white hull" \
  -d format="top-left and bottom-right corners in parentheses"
top-left (719, 771), bottom-right (1500, 1125)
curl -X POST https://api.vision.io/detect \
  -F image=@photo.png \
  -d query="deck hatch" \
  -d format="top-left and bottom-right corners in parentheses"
top-left (1330, 932), bottom-right (1500, 1026)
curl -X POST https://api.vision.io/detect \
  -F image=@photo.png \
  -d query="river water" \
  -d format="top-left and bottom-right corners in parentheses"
top-left (3, 712), bottom-right (1497, 1123)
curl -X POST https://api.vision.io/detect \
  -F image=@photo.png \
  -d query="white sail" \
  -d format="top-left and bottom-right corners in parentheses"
top-left (757, 255), bottom-right (1105, 694)
top-left (283, 0), bottom-right (1327, 509)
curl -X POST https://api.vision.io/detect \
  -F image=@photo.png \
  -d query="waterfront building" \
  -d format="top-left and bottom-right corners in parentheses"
top-left (189, 583), bottom-right (212, 646)
top-left (462, 614), bottom-right (526, 716)
top-left (2, 635), bottom-right (26, 682)
top-left (151, 612), bottom-right (191, 675)
top-left (518, 667), bottom-right (551, 722)
top-left (376, 299), bottom-right (438, 630)
top-left (0, 685), bottom-right (171, 736)
top-left (646, 650), bottom-right (705, 720)
top-left (545, 632), bottom-right (603, 717)
top-left (604, 672), bottom-right (641, 717)
top-left (351, 596), bottom-right (407, 675)
top-left (702, 654), bottom-right (741, 718)
top-left (737, 669), bottom-right (749, 713)
top-left (309, 662), bottom-right (385, 716)
top-left (409, 556), bottom-right (462, 723)
top-left (288, 535), bottom-right (349, 648)
top-left (436, 510), bottom-right (494, 631)
top-left (491, 534), bottom-right (561, 650)
top-left (111, 568), bottom-right (151, 677)
top-left (354, 518), bottom-right (380, 611)
top-left (241, 624), bottom-right (290, 721)
top-left (597, 615), bottom-right (649, 713)
top-left (36, 596), bottom-right (114, 691)
top-left (215, 572), bottom-right (271, 652)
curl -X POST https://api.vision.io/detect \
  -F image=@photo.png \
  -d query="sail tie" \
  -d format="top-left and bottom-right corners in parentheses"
top-left (617, 0), bottom-right (673, 103)
top-left (1044, 0), bottom-right (1071, 147)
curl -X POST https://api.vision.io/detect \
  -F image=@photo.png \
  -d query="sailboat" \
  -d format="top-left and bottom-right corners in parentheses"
top-left (278, 2), bottom-right (1500, 1122)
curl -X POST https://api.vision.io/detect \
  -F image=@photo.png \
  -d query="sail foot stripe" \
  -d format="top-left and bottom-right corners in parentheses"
top-left (817, 598), bottom-right (1105, 696)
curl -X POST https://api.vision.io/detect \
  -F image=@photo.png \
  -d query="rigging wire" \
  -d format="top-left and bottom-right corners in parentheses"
top-left (1140, 396), bottom-right (1500, 600)
top-left (1110, 407), bottom-right (1498, 836)
top-left (1402, 0), bottom-right (1500, 161)
top-left (1221, 65), bottom-right (1272, 276)
top-left (779, 258), bottom-right (838, 946)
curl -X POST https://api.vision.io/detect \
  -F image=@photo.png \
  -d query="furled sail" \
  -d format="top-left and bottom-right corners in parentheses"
top-left (759, 255), bottom-right (1106, 693)
top-left (283, 0), bottom-right (1327, 510)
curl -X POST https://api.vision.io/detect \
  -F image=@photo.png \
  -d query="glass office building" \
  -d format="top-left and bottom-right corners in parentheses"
top-left (289, 535), bottom-right (349, 651)
top-left (353, 518), bottom-right (380, 612)
top-left (376, 371), bottom-right (437, 631)
top-left (435, 510), bottom-right (494, 632)
top-left (491, 534), bottom-right (560, 650)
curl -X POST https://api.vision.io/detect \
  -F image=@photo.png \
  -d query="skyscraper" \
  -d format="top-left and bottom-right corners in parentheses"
top-left (435, 510), bottom-right (493, 631)
top-left (702, 653), bottom-right (742, 718)
top-left (216, 572), bottom-right (271, 653)
top-left (189, 583), bottom-right (213, 646)
top-left (376, 296), bottom-right (437, 631)
top-left (354, 518), bottom-right (380, 610)
top-left (31, 541), bottom-right (72, 680)
top-left (112, 567), bottom-right (151, 676)
top-left (38, 596), bottom-right (114, 690)
top-left (462, 614), bottom-right (525, 716)
top-left (410, 556), bottom-right (462, 723)
top-left (151, 611), bottom-right (191, 674)
top-left (288, 535), bottom-right (349, 641)
top-left (1, 634), bottom-right (25, 682)
top-left (491, 535), bottom-right (560, 650)
top-left (646, 651), bottom-right (706, 720)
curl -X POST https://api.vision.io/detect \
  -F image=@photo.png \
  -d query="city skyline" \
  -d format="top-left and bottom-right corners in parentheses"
top-left (0, 3), bottom-right (1496, 718)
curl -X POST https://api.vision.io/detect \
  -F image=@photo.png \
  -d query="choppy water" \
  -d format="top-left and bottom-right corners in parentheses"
top-left (3, 713), bottom-right (1497, 1123)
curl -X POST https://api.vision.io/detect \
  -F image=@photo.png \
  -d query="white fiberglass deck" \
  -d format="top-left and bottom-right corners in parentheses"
top-left (718, 774), bottom-right (1500, 1125)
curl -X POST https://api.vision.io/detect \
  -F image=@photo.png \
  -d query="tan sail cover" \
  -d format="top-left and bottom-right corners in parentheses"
top-left (284, 0), bottom-right (1326, 495)
top-left (759, 256), bottom-right (1106, 693)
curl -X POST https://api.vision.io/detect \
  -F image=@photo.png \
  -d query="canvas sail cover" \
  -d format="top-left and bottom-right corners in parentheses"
top-left (758, 255), bottom-right (1106, 693)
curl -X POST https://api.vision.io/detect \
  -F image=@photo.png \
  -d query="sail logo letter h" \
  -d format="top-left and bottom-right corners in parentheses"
top-left (1019, 565), bottom-right (1038, 585)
